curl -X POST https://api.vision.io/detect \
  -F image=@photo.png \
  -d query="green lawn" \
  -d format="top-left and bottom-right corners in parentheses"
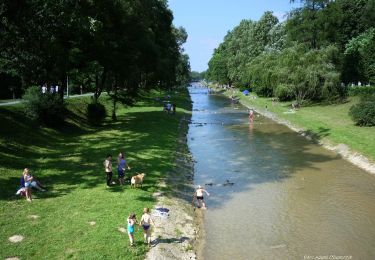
top-left (231, 90), bottom-right (375, 162)
top-left (0, 90), bottom-right (191, 259)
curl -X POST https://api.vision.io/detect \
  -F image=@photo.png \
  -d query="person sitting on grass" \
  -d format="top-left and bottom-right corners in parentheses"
top-left (117, 152), bottom-right (131, 186)
top-left (140, 208), bottom-right (156, 247)
top-left (127, 213), bottom-right (138, 246)
top-left (23, 168), bottom-right (33, 202)
top-left (16, 172), bottom-right (46, 196)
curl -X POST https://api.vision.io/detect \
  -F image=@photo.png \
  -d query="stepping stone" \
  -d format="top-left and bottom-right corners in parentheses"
top-left (8, 235), bottom-right (24, 243)
top-left (118, 227), bottom-right (126, 233)
top-left (5, 257), bottom-right (20, 260)
top-left (88, 221), bottom-right (96, 226)
top-left (28, 215), bottom-right (39, 219)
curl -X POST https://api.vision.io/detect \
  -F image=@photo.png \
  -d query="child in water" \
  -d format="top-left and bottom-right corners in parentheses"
top-left (193, 185), bottom-right (210, 209)
top-left (140, 208), bottom-right (156, 247)
top-left (127, 213), bottom-right (138, 246)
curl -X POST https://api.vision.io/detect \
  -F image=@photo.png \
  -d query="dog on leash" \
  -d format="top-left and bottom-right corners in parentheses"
top-left (130, 173), bottom-right (145, 188)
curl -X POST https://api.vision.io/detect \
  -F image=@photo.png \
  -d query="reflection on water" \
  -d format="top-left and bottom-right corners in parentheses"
top-left (188, 85), bottom-right (375, 260)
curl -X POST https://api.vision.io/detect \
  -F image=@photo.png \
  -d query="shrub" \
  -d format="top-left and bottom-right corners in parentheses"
top-left (348, 86), bottom-right (375, 96)
top-left (349, 95), bottom-right (375, 126)
top-left (23, 86), bottom-right (65, 126)
top-left (87, 102), bottom-right (106, 125)
top-left (274, 84), bottom-right (293, 101)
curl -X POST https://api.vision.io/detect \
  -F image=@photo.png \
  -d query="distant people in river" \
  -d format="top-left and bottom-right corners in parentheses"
top-left (192, 185), bottom-right (210, 209)
top-left (140, 207), bottom-right (156, 247)
top-left (249, 109), bottom-right (254, 123)
top-left (127, 213), bottom-right (138, 246)
top-left (104, 154), bottom-right (114, 187)
top-left (117, 152), bottom-right (131, 185)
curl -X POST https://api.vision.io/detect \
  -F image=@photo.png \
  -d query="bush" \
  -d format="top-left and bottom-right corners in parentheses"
top-left (23, 86), bottom-right (65, 126)
top-left (349, 95), bottom-right (375, 126)
top-left (348, 86), bottom-right (375, 96)
top-left (87, 102), bottom-right (106, 125)
top-left (274, 84), bottom-right (293, 101)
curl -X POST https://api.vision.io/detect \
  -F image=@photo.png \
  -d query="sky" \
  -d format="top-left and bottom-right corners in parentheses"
top-left (168, 0), bottom-right (300, 72)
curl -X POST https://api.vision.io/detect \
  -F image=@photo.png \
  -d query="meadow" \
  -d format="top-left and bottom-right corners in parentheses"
top-left (0, 90), bottom-right (191, 259)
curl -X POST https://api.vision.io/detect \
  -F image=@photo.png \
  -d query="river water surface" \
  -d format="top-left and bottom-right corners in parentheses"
top-left (188, 85), bottom-right (375, 260)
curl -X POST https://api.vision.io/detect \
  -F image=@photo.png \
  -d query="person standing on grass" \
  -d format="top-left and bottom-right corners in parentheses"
top-left (104, 154), bottom-right (113, 187)
top-left (140, 208), bottom-right (156, 247)
top-left (23, 168), bottom-right (33, 202)
top-left (117, 152), bottom-right (130, 185)
top-left (172, 103), bottom-right (176, 114)
top-left (127, 213), bottom-right (138, 246)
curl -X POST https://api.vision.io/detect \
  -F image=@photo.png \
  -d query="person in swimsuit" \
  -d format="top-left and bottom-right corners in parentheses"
top-left (23, 168), bottom-right (33, 202)
top-left (117, 152), bottom-right (131, 186)
top-left (193, 185), bottom-right (210, 209)
top-left (127, 213), bottom-right (138, 246)
top-left (140, 207), bottom-right (155, 247)
top-left (249, 109), bottom-right (254, 123)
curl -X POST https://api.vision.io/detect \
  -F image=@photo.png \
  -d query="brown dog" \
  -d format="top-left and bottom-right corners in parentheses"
top-left (130, 173), bottom-right (145, 188)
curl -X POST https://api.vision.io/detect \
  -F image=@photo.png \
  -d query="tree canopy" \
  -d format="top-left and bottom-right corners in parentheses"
top-left (0, 0), bottom-right (190, 104)
top-left (207, 0), bottom-right (374, 104)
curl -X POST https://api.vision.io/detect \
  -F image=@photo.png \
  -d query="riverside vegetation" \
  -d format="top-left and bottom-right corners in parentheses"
top-left (0, 89), bottom-right (192, 259)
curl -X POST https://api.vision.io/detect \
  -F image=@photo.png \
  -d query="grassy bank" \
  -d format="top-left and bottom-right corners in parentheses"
top-left (226, 89), bottom-right (375, 162)
top-left (0, 89), bottom-right (191, 259)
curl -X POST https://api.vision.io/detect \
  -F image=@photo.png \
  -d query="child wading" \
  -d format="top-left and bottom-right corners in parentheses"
top-left (127, 213), bottom-right (138, 246)
top-left (140, 208), bottom-right (155, 247)
top-left (193, 185), bottom-right (210, 209)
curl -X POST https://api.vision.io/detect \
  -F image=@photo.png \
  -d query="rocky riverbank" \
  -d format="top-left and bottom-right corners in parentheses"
top-left (146, 116), bottom-right (203, 260)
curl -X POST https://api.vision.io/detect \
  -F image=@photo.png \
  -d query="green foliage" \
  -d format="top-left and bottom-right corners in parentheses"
top-left (0, 0), bottom-right (190, 104)
top-left (348, 86), bottom-right (375, 96)
top-left (22, 86), bottom-right (65, 126)
top-left (274, 84), bottom-right (293, 101)
top-left (349, 94), bottom-right (375, 126)
top-left (345, 28), bottom-right (375, 84)
top-left (190, 71), bottom-right (206, 81)
top-left (87, 102), bottom-right (106, 125)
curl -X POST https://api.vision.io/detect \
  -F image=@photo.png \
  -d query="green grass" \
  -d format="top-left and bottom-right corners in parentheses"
top-left (0, 89), bottom-right (192, 259)
top-left (229, 90), bottom-right (375, 162)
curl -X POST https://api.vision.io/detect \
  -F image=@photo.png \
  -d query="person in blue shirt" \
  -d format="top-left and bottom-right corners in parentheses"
top-left (117, 152), bottom-right (131, 185)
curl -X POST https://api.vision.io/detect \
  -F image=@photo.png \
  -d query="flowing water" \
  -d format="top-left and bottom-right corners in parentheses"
top-left (188, 85), bottom-right (375, 260)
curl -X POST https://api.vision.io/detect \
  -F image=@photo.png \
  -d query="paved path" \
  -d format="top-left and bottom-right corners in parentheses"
top-left (0, 93), bottom-right (94, 107)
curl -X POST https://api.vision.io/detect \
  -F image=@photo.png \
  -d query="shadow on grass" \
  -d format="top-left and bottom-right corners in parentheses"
top-left (0, 96), bottom-right (191, 202)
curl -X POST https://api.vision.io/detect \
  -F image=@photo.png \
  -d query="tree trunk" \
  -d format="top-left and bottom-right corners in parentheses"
top-left (94, 67), bottom-right (107, 103)
top-left (112, 84), bottom-right (118, 121)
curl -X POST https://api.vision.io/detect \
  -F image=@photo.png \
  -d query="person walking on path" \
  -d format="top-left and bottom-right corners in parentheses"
top-left (23, 168), bottom-right (33, 202)
top-left (127, 213), bottom-right (138, 246)
top-left (117, 152), bottom-right (131, 185)
top-left (192, 185), bottom-right (210, 209)
top-left (104, 154), bottom-right (114, 187)
top-left (140, 208), bottom-right (156, 247)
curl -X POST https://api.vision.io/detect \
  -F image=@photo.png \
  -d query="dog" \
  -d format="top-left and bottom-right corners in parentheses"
top-left (130, 173), bottom-right (145, 188)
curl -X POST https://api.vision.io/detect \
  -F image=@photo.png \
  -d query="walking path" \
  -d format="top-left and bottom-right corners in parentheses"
top-left (0, 93), bottom-right (94, 107)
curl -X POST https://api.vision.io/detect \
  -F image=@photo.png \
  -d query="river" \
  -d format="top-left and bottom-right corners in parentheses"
top-left (188, 85), bottom-right (375, 260)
